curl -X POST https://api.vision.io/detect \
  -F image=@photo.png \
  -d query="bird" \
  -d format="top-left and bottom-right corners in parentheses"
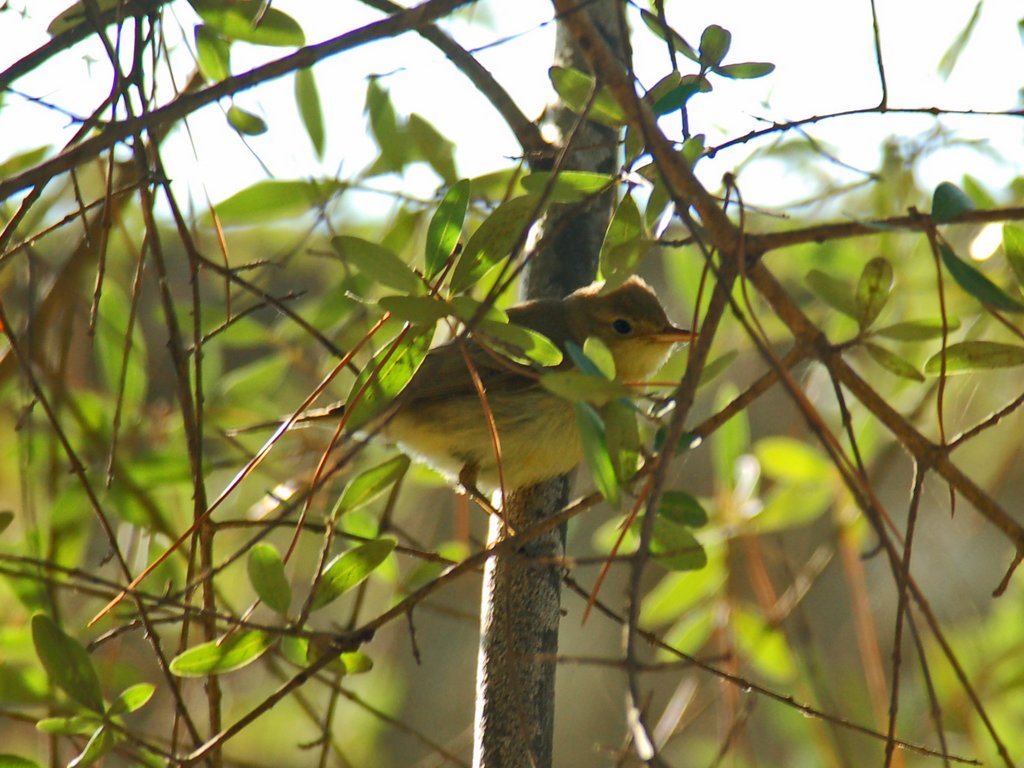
top-left (367, 275), bottom-right (693, 492)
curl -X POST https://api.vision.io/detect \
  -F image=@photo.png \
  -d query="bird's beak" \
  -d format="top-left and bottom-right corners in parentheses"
top-left (651, 324), bottom-right (697, 344)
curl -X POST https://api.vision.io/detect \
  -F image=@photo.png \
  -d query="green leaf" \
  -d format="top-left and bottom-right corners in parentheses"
top-left (212, 179), bottom-right (345, 226)
top-left (334, 455), bottom-right (410, 514)
top-left (451, 196), bottom-right (539, 293)
top-left (548, 66), bottom-right (626, 128)
top-left (192, 1), bottom-right (305, 46)
top-left (425, 179), bottom-right (471, 280)
top-left (0, 757), bottom-right (41, 768)
top-left (565, 340), bottom-right (609, 379)
top-left (575, 402), bottom-right (620, 507)
top-left (698, 349), bottom-right (737, 388)
top-left (331, 236), bottom-right (424, 295)
top-left (0, 510), bottom-right (13, 535)
top-left (805, 269), bottom-right (858, 319)
top-left (874, 317), bottom-right (959, 341)
top-left (754, 437), bottom-right (833, 483)
top-left (1002, 224), bottom-right (1024, 288)
top-left (344, 328), bottom-right (432, 431)
top-left (46, 0), bottom-right (122, 35)
top-left (938, 243), bottom-right (1024, 313)
top-left (541, 371), bottom-right (629, 405)
top-left (711, 383), bottom-right (749, 489)
top-left (864, 342), bottom-right (925, 381)
top-left (520, 171), bottom-right (617, 202)
top-left (295, 67), bottom-right (325, 159)
top-left (169, 631), bottom-right (274, 677)
top-left (602, 399), bottom-right (641, 482)
top-left (378, 295), bottom-right (450, 325)
top-left (247, 543), bottom-right (291, 615)
top-left (639, 9), bottom-right (700, 63)
top-left (194, 25), bottom-right (230, 82)
top-left (339, 650), bottom-right (374, 674)
top-left (855, 256), bottom-right (893, 329)
top-left (600, 194), bottom-right (646, 285)
top-left (931, 181), bottom-right (975, 223)
top-left (68, 725), bottom-right (115, 768)
top-left (649, 517), bottom-right (707, 571)
top-left (107, 683), bottom-right (155, 717)
top-left (310, 539), bottom-right (396, 611)
top-left (938, 2), bottom-right (982, 79)
top-left (651, 75), bottom-right (712, 115)
top-left (924, 341), bottom-right (1024, 375)
top-left (31, 615), bottom-right (104, 713)
top-left (0, 145), bottom-right (50, 179)
top-left (226, 105), bottom-right (267, 135)
top-left (477, 319), bottom-right (563, 367)
top-left (36, 714), bottom-right (99, 735)
top-left (699, 24), bottom-right (732, 67)
top-left (714, 61), bottom-right (775, 79)
top-left (365, 79), bottom-right (407, 172)
top-left (408, 114), bottom-right (458, 183)
top-left (657, 491), bottom-right (708, 528)
top-left (582, 336), bottom-right (616, 379)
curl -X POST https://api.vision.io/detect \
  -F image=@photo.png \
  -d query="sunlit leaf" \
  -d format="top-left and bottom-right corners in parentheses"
top-left (602, 399), bottom-right (641, 481)
top-left (193, 0), bottom-right (305, 46)
top-left (408, 113), bottom-right (458, 183)
top-left (582, 336), bottom-right (616, 379)
top-left (331, 236), bottom-right (424, 295)
top-left (863, 342), bottom-right (925, 381)
top-left (649, 517), bottom-right (707, 571)
top-left (715, 61), bottom-right (775, 79)
top-left (805, 269), bottom-right (858, 319)
top-left (36, 714), bottom-right (98, 735)
top-left (212, 179), bottom-right (345, 225)
top-left (46, 0), bottom-right (121, 35)
top-left (378, 295), bottom-right (450, 325)
top-left (924, 341), bottom-right (1024, 375)
top-left (575, 402), bottom-right (620, 507)
top-left (452, 195), bottom-right (538, 293)
top-left (1002, 223), bottom-right (1024, 289)
top-left (247, 544), bottom-right (291, 615)
top-left (651, 75), bottom-right (712, 115)
top-left (195, 25), bottom-right (230, 82)
top-left (344, 328), bottom-right (432, 431)
top-left (657, 491), bottom-right (708, 528)
top-left (0, 146), bottom-right (50, 179)
top-left (639, 9), bottom-right (699, 63)
top-left (938, 2), bottom-right (982, 79)
top-left (600, 194), bottom-right (646, 286)
top-left (107, 683), bottom-right (155, 717)
top-left (0, 756), bottom-right (41, 768)
top-left (938, 243), bottom-right (1024, 312)
top-left (699, 349), bottom-right (738, 388)
top-left (295, 67), bottom-right (325, 158)
top-left (310, 539), bottom-right (396, 611)
top-left (755, 437), bottom-right (833, 483)
top-left (520, 170), bottom-right (617, 202)
top-left (169, 631), bottom-right (274, 677)
top-left (734, 608), bottom-right (796, 681)
top-left (68, 725), bottom-right (115, 768)
top-left (548, 66), bottom-right (626, 128)
top-left (931, 181), bottom-right (975, 223)
top-left (31, 615), bottom-right (104, 713)
top-left (334, 455), bottom-right (410, 514)
top-left (854, 256), bottom-right (893, 329)
top-left (365, 79), bottom-right (407, 172)
top-left (425, 179), bottom-right (471, 280)
top-left (226, 105), bottom-right (267, 135)
top-left (565, 340), bottom-right (609, 379)
top-left (541, 371), bottom-right (629, 404)
top-left (874, 317), bottom-right (959, 341)
top-left (477, 319), bottom-right (563, 367)
top-left (698, 24), bottom-right (731, 67)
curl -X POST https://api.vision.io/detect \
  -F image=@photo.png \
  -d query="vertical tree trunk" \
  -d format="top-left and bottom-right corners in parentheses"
top-left (472, 2), bottom-right (627, 765)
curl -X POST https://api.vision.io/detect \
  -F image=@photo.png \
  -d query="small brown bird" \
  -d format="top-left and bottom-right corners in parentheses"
top-left (377, 276), bottom-right (693, 491)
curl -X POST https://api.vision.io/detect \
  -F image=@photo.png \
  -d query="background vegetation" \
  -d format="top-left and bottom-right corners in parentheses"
top-left (1, 1), bottom-right (1023, 766)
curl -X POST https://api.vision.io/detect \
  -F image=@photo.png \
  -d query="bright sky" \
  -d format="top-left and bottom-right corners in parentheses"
top-left (2, 1), bottom-right (1022, 220)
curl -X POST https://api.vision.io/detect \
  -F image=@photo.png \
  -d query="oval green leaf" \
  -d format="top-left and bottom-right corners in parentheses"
top-left (601, 194), bottom-right (646, 284)
top-left (541, 370), bottom-right (629, 405)
top-left (170, 630), bottom-right (274, 677)
top-left (924, 341), bottom-right (1024, 375)
top-left (874, 317), bottom-right (960, 341)
top-left (408, 113), bottom-right (458, 184)
top-left (548, 66), bottom-right (627, 128)
top-left (31, 614), bottom-right (104, 713)
top-left (107, 683), bottom-right (155, 717)
top-left (938, 243), bottom-right (1024, 313)
top-left (699, 24), bottom-right (732, 67)
top-left (227, 105), bottom-right (267, 136)
top-left (378, 295), bottom-right (450, 325)
top-left (520, 171), bottom-right (617, 203)
top-left (310, 539), bottom-right (397, 611)
top-left (714, 61), bottom-right (775, 79)
top-left (1002, 223), bottom-right (1024, 289)
top-left (657, 490), bottom-right (708, 528)
top-left (855, 256), bottom-right (893, 329)
top-left (864, 342), bottom-right (925, 381)
top-left (754, 436), bottom-right (834, 483)
top-left (575, 402), bottom-right (620, 507)
top-left (649, 517), bottom-right (707, 571)
top-left (451, 195), bottom-right (538, 293)
top-left (639, 9), bottom-right (700, 62)
top-left (247, 543), bottom-right (291, 615)
top-left (425, 179), bottom-right (471, 280)
top-left (477, 319), bottom-right (563, 367)
top-left (213, 179), bottom-right (345, 226)
top-left (345, 328), bottom-right (432, 431)
top-left (295, 67), bottom-right (325, 159)
top-left (334, 455), bottom-right (410, 514)
top-left (932, 181), bottom-right (975, 223)
top-left (331, 235), bottom-right (424, 296)
top-left (0, 756), bottom-right (41, 768)
top-left (805, 269), bottom-right (858, 319)
top-left (195, 25), bottom-right (230, 82)
top-left (193, 1), bottom-right (305, 46)
top-left (68, 725), bottom-right (115, 768)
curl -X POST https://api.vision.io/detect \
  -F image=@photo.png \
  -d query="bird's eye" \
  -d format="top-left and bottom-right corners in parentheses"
top-left (612, 318), bottom-right (632, 335)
